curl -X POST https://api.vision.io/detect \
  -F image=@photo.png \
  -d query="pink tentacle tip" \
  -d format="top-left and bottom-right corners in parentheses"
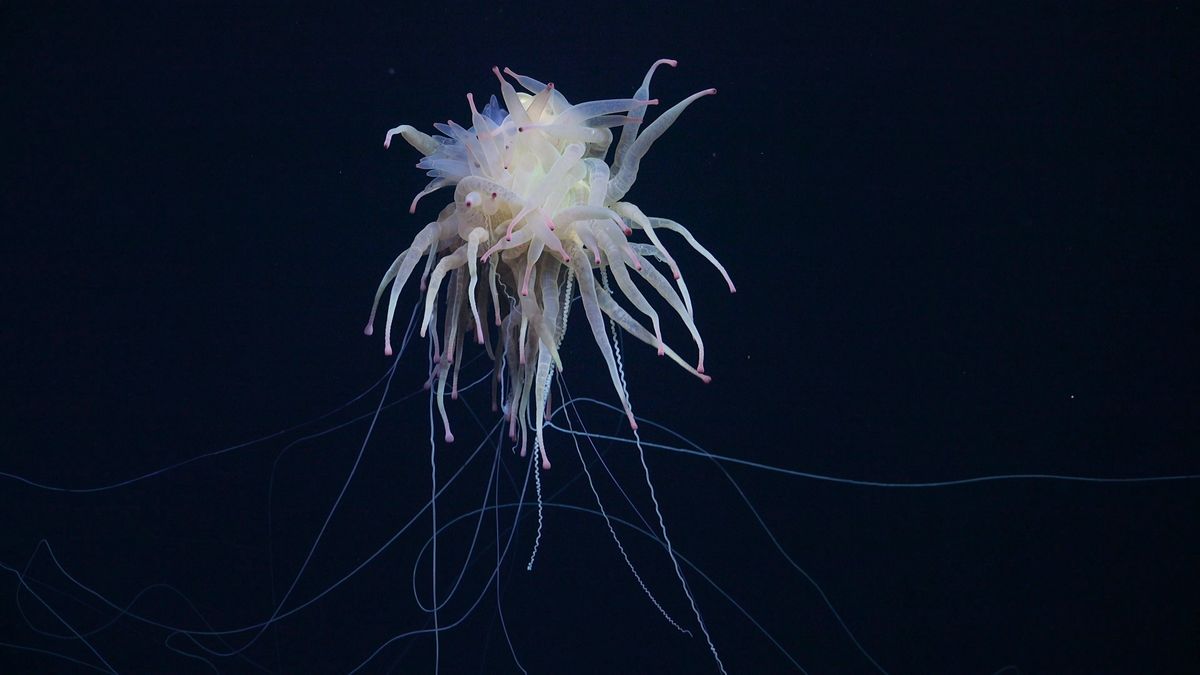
top-left (704, 88), bottom-right (718, 96)
top-left (444, 431), bottom-right (455, 443)
top-left (699, 373), bottom-right (712, 384)
top-left (363, 324), bottom-right (374, 336)
top-left (384, 344), bottom-right (393, 356)
top-left (541, 458), bottom-right (552, 470)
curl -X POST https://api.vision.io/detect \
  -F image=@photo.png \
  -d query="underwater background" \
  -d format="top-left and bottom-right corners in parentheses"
top-left (3, 3), bottom-right (1197, 674)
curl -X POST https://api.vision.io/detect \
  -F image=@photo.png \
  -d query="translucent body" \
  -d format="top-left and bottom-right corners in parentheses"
top-left (366, 61), bottom-right (734, 468)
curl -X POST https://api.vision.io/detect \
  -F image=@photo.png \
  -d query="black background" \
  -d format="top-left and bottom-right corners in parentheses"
top-left (3, 3), bottom-right (1197, 674)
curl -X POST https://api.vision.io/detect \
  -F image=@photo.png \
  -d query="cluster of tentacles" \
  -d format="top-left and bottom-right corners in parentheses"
top-left (366, 60), bottom-right (734, 468)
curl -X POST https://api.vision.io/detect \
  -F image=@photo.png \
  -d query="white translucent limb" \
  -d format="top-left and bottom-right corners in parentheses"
top-left (558, 269), bottom-right (575, 343)
top-left (593, 217), bottom-right (639, 267)
top-left (622, 246), bottom-right (707, 373)
top-left (435, 357), bottom-right (454, 442)
top-left (417, 228), bottom-right (442, 291)
top-left (569, 247), bottom-right (637, 430)
top-left (613, 201), bottom-right (682, 281)
top-left (364, 222), bottom-right (440, 355)
top-left (383, 123), bottom-right (439, 155)
top-left (552, 97), bottom-right (658, 129)
top-left (647, 216), bottom-right (736, 293)
top-left (409, 178), bottom-right (454, 214)
top-left (517, 315), bottom-right (529, 367)
top-left (520, 238), bottom-right (544, 297)
top-left (464, 228), bottom-right (489, 344)
top-left (606, 87), bottom-right (717, 204)
top-left (366, 252), bottom-right (407, 335)
top-left (491, 66), bottom-right (529, 125)
top-left (537, 265), bottom-right (562, 348)
top-left (486, 258), bottom-right (502, 326)
top-left (450, 315), bottom-right (465, 399)
top-left (420, 248), bottom-right (469, 337)
top-left (465, 93), bottom-right (503, 174)
top-left (501, 67), bottom-right (570, 113)
top-left (517, 278), bottom-right (563, 371)
top-left (515, 348), bottom-right (536, 456)
top-left (585, 114), bottom-right (644, 129)
top-left (551, 204), bottom-right (625, 232)
top-left (532, 343), bottom-right (554, 470)
top-left (584, 158), bottom-right (610, 207)
top-left (428, 300), bottom-right (441, 366)
top-left (594, 228), bottom-right (664, 355)
top-left (569, 223), bottom-right (603, 264)
top-left (474, 278), bottom-right (495, 360)
top-left (481, 218), bottom-right (536, 261)
top-left (631, 243), bottom-right (695, 320)
top-left (515, 122), bottom-right (607, 145)
top-left (535, 213), bottom-right (571, 261)
top-left (593, 283), bottom-right (709, 383)
top-left (442, 117), bottom-right (498, 182)
top-left (613, 58), bottom-right (677, 176)
top-left (441, 269), bottom-right (466, 364)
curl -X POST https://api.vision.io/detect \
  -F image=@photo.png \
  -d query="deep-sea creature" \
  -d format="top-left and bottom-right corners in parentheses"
top-left (366, 61), bottom-right (734, 469)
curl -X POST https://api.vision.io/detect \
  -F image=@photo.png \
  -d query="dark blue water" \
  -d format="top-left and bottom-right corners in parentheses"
top-left (3, 4), bottom-right (1197, 674)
